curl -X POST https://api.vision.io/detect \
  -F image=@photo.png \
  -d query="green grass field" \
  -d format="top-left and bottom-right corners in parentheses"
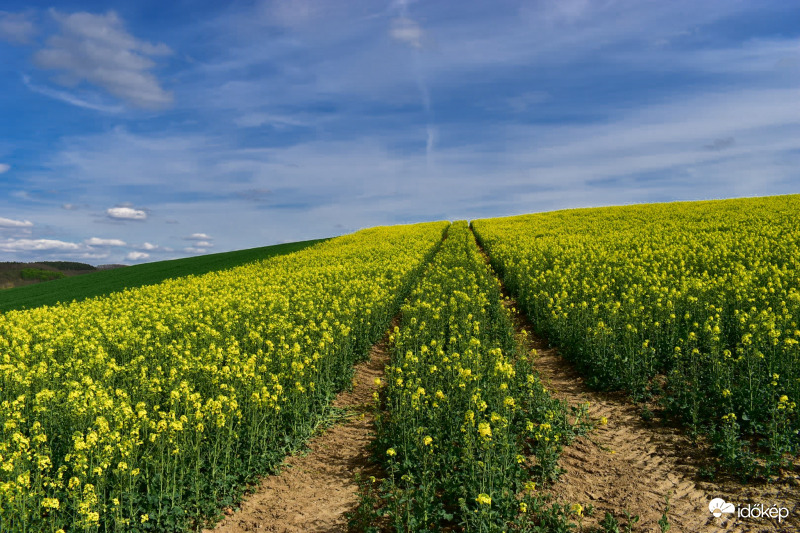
top-left (0, 239), bottom-right (326, 313)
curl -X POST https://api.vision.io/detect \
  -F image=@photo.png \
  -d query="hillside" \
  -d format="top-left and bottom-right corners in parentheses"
top-left (0, 261), bottom-right (103, 290)
top-left (0, 238), bottom-right (326, 313)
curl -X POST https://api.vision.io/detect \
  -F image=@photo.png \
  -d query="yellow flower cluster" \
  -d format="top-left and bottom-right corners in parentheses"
top-left (377, 221), bottom-right (566, 530)
top-left (0, 221), bottom-right (447, 531)
top-left (473, 194), bottom-right (800, 467)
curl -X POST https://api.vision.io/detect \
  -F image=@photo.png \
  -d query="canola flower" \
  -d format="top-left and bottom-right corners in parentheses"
top-left (375, 222), bottom-right (574, 531)
top-left (0, 222), bottom-right (447, 532)
top-left (476, 493), bottom-right (492, 506)
top-left (473, 195), bottom-right (800, 472)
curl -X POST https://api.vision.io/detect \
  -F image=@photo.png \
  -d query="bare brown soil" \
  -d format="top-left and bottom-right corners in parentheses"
top-left (513, 310), bottom-right (800, 533)
top-left (203, 328), bottom-right (392, 533)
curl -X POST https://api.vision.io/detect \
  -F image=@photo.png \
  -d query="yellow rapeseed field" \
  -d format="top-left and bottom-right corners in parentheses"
top-left (374, 221), bottom-right (585, 530)
top-left (0, 222), bottom-right (447, 532)
top-left (473, 195), bottom-right (800, 477)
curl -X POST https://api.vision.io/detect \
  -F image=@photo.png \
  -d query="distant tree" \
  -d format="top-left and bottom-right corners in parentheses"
top-left (20, 268), bottom-right (66, 281)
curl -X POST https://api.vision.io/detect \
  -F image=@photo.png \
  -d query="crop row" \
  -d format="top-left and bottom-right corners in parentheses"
top-left (0, 222), bottom-right (447, 532)
top-left (473, 195), bottom-right (800, 476)
top-left (373, 221), bottom-right (583, 531)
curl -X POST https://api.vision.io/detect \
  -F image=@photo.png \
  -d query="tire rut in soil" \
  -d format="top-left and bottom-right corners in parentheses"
top-left (526, 338), bottom-right (799, 533)
top-left (203, 322), bottom-right (394, 533)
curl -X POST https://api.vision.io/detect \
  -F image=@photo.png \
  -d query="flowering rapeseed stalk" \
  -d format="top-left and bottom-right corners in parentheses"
top-left (473, 194), bottom-right (800, 475)
top-left (0, 221), bottom-right (447, 532)
top-left (374, 221), bottom-right (575, 531)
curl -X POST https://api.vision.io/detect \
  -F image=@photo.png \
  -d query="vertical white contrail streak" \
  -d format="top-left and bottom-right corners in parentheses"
top-left (392, 0), bottom-right (435, 165)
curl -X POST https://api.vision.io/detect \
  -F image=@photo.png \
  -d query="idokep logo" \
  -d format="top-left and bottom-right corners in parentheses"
top-left (709, 498), bottom-right (735, 518)
top-left (709, 497), bottom-right (791, 523)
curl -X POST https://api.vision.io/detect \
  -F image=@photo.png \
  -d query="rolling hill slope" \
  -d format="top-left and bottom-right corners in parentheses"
top-left (0, 238), bottom-right (326, 313)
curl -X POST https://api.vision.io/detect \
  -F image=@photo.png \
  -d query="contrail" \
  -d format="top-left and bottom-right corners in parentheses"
top-left (392, 0), bottom-right (436, 165)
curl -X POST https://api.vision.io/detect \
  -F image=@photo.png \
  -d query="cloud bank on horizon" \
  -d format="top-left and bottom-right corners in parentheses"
top-left (0, 0), bottom-right (799, 264)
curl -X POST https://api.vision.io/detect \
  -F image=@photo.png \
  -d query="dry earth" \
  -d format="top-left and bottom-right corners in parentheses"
top-left (203, 326), bottom-right (392, 533)
top-left (511, 305), bottom-right (800, 533)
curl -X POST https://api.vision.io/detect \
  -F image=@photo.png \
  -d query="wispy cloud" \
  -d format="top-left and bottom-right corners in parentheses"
top-left (0, 238), bottom-right (82, 252)
top-left (234, 188), bottom-right (273, 203)
top-left (183, 247), bottom-right (207, 254)
top-left (85, 237), bottom-right (126, 246)
top-left (704, 137), bottom-right (735, 151)
top-left (389, 1), bottom-right (435, 162)
top-left (0, 11), bottom-right (36, 45)
top-left (234, 113), bottom-right (308, 129)
top-left (22, 75), bottom-right (124, 113)
top-left (390, 17), bottom-right (423, 49)
top-left (32, 10), bottom-right (173, 109)
top-left (0, 164), bottom-right (9, 174)
top-left (506, 91), bottom-right (550, 112)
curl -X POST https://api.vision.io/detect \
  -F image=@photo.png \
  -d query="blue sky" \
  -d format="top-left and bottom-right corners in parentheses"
top-left (1, 0), bottom-right (799, 264)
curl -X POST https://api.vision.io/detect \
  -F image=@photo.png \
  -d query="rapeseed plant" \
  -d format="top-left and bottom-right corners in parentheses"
top-left (473, 195), bottom-right (800, 476)
top-left (0, 222), bottom-right (447, 531)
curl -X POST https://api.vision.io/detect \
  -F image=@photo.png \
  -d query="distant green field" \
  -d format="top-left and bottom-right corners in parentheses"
top-left (0, 239), bottom-right (326, 313)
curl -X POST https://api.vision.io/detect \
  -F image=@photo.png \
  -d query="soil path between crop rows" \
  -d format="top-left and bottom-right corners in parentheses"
top-left (521, 329), bottom-right (800, 533)
top-left (472, 231), bottom-right (800, 533)
top-left (204, 324), bottom-right (393, 533)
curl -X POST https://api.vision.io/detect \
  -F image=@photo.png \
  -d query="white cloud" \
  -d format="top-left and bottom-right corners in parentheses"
top-left (107, 206), bottom-right (147, 220)
top-left (186, 233), bottom-right (211, 240)
top-left (194, 240), bottom-right (212, 247)
top-left (0, 238), bottom-right (82, 252)
top-left (125, 251), bottom-right (149, 261)
top-left (32, 10), bottom-right (173, 109)
top-left (77, 252), bottom-right (109, 260)
top-left (85, 237), bottom-right (126, 246)
top-left (0, 163), bottom-right (9, 174)
top-left (183, 247), bottom-right (207, 254)
top-left (0, 11), bottom-right (36, 44)
top-left (137, 242), bottom-right (173, 252)
top-left (390, 17), bottom-right (424, 49)
top-left (0, 217), bottom-right (33, 228)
